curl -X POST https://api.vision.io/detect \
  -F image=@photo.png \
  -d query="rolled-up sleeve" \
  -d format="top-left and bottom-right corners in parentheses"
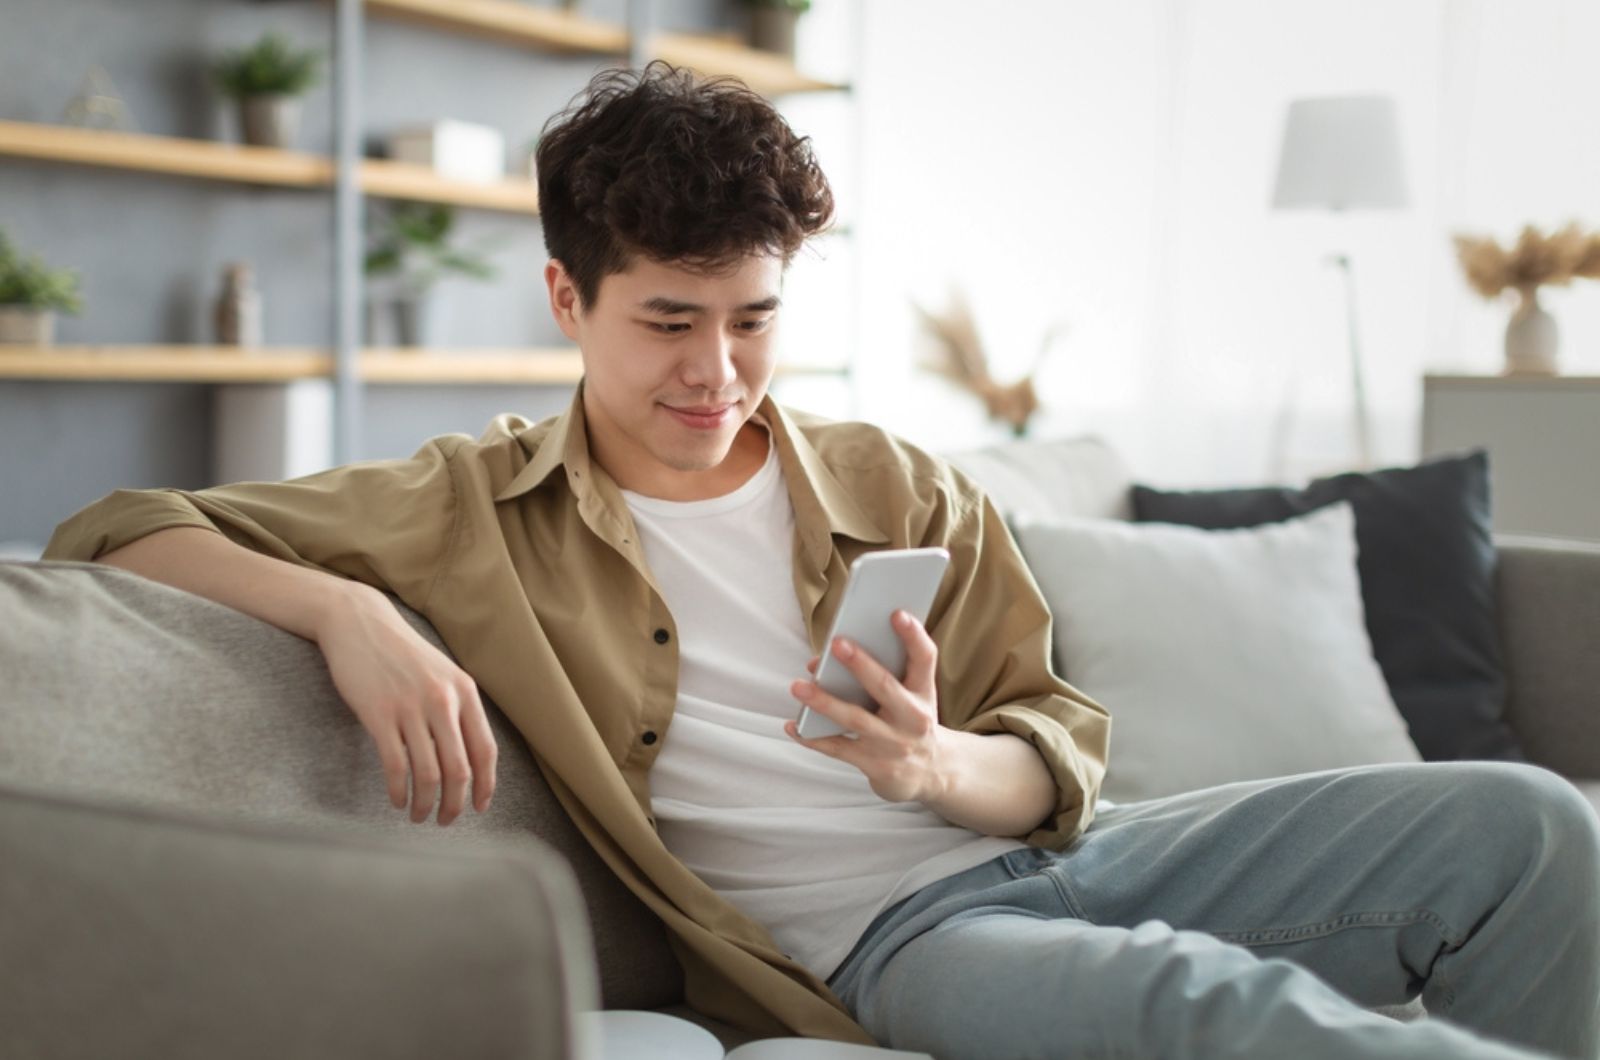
top-left (42, 437), bottom-right (460, 610)
top-left (928, 481), bottom-right (1112, 851)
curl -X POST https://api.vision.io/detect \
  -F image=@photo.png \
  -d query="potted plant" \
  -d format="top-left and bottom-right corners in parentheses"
top-left (735, 0), bottom-right (811, 59)
top-left (363, 201), bottom-right (504, 348)
top-left (213, 31), bottom-right (322, 149)
top-left (0, 228), bottom-right (84, 347)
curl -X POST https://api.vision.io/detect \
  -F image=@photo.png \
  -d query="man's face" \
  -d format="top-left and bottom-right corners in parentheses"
top-left (546, 251), bottom-right (784, 500)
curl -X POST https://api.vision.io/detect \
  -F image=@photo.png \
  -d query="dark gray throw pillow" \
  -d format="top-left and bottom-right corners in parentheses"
top-left (1131, 449), bottom-right (1524, 762)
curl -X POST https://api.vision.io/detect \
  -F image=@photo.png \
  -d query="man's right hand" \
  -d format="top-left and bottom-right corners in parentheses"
top-left (315, 586), bottom-right (498, 826)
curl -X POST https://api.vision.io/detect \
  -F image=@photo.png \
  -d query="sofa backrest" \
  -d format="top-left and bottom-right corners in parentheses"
top-left (0, 559), bottom-right (683, 1011)
top-left (944, 434), bottom-right (1133, 524)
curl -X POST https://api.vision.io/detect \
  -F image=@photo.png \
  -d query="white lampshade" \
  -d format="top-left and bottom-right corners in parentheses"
top-left (1271, 95), bottom-right (1410, 211)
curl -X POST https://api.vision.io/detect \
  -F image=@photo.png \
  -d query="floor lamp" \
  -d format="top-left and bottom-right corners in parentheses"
top-left (1269, 95), bottom-right (1410, 474)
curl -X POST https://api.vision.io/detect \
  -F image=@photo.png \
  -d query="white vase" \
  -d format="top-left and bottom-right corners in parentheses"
top-left (1504, 285), bottom-right (1559, 375)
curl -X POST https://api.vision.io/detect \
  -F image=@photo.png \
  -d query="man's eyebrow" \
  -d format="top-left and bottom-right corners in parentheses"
top-left (637, 295), bottom-right (782, 314)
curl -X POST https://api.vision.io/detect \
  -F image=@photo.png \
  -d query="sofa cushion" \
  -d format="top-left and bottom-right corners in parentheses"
top-left (1014, 502), bottom-right (1420, 802)
top-left (1131, 449), bottom-right (1523, 764)
top-left (945, 435), bottom-right (1134, 523)
top-left (0, 559), bottom-right (683, 1011)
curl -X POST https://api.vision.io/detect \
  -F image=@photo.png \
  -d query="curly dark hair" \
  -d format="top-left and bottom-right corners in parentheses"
top-left (534, 60), bottom-right (836, 311)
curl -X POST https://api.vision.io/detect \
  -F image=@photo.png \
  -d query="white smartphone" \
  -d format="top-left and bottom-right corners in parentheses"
top-left (794, 546), bottom-right (952, 740)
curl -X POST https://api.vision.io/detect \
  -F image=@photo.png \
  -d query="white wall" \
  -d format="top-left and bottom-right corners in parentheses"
top-left (788, 0), bottom-right (1600, 486)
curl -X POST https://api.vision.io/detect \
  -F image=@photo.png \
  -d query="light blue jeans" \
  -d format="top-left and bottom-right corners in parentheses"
top-left (825, 762), bottom-right (1600, 1060)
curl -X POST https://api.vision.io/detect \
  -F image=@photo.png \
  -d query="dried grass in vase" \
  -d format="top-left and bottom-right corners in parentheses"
top-left (1575, 233), bottom-right (1600, 281)
top-left (1453, 222), bottom-right (1587, 299)
top-left (1452, 221), bottom-right (1592, 375)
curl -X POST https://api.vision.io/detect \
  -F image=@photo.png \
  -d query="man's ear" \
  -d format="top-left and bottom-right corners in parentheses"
top-left (545, 259), bottom-right (583, 340)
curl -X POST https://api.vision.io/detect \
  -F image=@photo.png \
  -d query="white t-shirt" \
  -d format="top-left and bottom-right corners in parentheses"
top-left (620, 421), bottom-right (1027, 982)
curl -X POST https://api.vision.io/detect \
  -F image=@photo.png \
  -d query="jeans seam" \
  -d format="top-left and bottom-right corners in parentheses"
top-left (1043, 864), bottom-right (1092, 922)
top-left (1214, 908), bottom-right (1466, 1009)
top-left (1210, 907), bottom-right (1465, 950)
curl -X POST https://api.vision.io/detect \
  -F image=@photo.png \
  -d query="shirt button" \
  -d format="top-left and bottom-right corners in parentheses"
top-left (653, 628), bottom-right (670, 645)
top-left (642, 731), bottom-right (658, 745)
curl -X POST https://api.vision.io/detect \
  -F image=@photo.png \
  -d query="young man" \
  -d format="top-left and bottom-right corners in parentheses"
top-left (45, 62), bottom-right (1600, 1060)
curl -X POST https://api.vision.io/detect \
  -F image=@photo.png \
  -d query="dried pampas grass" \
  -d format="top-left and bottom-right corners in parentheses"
top-left (1453, 222), bottom-right (1592, 299)
top-left (1576, 233), bottom-right (1600, 281)
top-left (910, 286), bottom-right (1064, 438)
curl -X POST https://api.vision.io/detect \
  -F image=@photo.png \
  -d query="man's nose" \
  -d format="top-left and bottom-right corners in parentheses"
top-left (682, 327), bottom-right (738, 390)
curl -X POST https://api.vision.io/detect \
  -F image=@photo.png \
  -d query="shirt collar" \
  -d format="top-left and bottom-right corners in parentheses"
top-left (492, 381), bottom-right (592, 503)
top-left (492, 383), bottom-right (890, 556)
top-left (760, 395), bottom-right (889, 566)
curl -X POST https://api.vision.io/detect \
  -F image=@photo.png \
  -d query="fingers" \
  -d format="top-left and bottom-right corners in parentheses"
top-left (790, 668), bottom-right (888, 742)
top-left (460, 688), bottom-right (499, 815)
top-left (784, 718), bottom-right (862, 762)
top-left (400, 719), bottom-right (441, 824)
top-left (893, 610), bottom-right (939, 698)
top-left (821, 634), bottom-right (908, 725)
top-left (430, 706), bottom-right (473, 827)
top-left (375, 728), bottom-right (411, 810)
top-left (410, 680), bottom-right (496, 826)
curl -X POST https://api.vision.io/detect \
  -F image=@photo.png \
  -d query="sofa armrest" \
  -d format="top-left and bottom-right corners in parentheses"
top-left (0, 778), bottom-right (600, 1060)
top-left (1494, 534), bottom-right (1600, 778)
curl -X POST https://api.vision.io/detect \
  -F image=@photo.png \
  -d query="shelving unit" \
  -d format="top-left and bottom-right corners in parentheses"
top-left (2, 0), bottom-right (855, 467)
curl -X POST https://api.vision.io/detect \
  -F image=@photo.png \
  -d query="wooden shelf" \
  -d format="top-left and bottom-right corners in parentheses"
top-left (358, 0), bottom-right (846, 95)
top-left (650, 31), bottom-right (849, 95)
top-left (362, 0), bottom-right (628, 54)
top-left (0, 121), bottom-right (542, 214)
top-left (358, 159), bottom-right (540, 213)
top-left (0, 345), bottom-right (332, 382)
top-left (0, 119), bottom-right (333, 189)
top-left (360, 348), bottom-right (583, 384)
top-left (0, 346), bottom-right (844, 385)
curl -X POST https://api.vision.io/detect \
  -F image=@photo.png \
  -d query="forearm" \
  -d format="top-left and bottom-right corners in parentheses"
top-left (97, 525), bottom-right (378, 645)
top-left (921, 729), bottom-right (1058, 838)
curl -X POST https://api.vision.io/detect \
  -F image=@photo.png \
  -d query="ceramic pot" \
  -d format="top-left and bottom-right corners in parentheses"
top-left (0, 307), bottom-right (55, 346)
top-left (1504, 285), bottom-right (1559, 375)
top-left (749, 7), bottom-right (799, 58)
top-left (239, 94), bottom-right (301, 149)
top-left (394, 292), bottom-right (431, 348)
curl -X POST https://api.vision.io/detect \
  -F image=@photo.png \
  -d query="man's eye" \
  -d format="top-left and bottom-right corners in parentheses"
top-left (649, 320), bottom-right (770, 333)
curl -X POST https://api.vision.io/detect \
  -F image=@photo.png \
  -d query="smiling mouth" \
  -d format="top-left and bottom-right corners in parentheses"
top-left (666, 402), bottom-right (735, 415)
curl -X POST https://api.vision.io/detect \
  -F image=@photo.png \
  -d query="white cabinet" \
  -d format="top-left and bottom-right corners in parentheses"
top-left (1421, 374), bottom-right (1600, 543)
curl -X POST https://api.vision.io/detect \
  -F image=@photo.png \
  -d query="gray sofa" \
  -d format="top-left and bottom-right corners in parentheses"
top-left (3, 435), bottom-right (1598, 1059)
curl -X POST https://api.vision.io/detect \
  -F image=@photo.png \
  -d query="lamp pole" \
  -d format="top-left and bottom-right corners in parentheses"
top-left (1328, 251), bottom-right (1373, 470)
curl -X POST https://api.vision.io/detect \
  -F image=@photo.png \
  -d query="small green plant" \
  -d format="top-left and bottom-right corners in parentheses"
top-left (213, 32), bottom-right (322, 99)
top-left (0, 229), bottom-right (83, 313)
top-left (364, 201), bottom-right (504, 294)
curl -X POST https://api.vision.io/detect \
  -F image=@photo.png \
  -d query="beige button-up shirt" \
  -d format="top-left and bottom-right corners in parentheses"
top-left (44, 384), bottom-right (1112, 1044)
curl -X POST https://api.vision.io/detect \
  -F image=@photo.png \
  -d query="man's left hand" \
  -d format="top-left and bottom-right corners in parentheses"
top-left (784, 609), bottom-right (949, 805)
